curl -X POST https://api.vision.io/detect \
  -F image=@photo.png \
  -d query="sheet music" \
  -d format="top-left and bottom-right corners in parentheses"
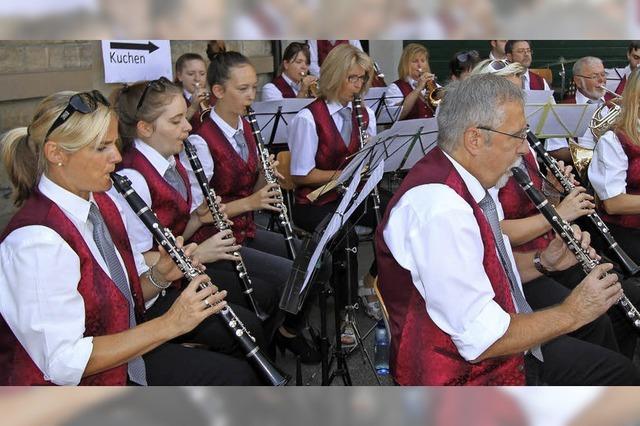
top-left (605, 67), bottom-right (627, 92)
top-left (525, 103), bottom-right (599, 138)
top-left (523, 90), bottom-right (555, 104)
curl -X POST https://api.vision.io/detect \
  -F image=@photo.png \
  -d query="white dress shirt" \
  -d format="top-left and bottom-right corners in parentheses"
top-left (182, 107), bottom-right (257, 209)
top-left (308, 40), bottom-right (363, 77)
top-left (384, 78), bottom-right (416, 107)
top-left (588, 130), bottom-right (630, 200)
top-left (545, 90), bottom-right (605, 151)
top-left (382, 152), bottom-right (521, 361)
top-left (112, 139), bottom-right (196, 255)
top-left (522, 69), bottom-right (551, 91)
top-left (287, 99), bottom-right (377, 176)
top-left (261, 73), bottom-right (300, 101)
top-left (0, 175), bottom-right (148, 385)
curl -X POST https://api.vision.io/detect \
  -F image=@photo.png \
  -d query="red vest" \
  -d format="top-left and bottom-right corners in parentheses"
top-left (599, 130), bottom-right (640, 228)
top-left (375, 147), bottom-right (525, 385)
top-left (0, 192), bottom-right (145, 385)
top-left (562, 94), bottom-right (577, 104)
top-left (185, 95), bottom-right (204, 133)
top-left (393, 79), bottom-right (435, 120)
top-left (295, 98), bottom-right (369, 206)
top-left (272, 75), bottom-right (297, 98)
top-left (119, 147), bottom-right (192, 238)
top-left (193, 117), bottom-right (259, 244)
top-left (316, 40), bottom-right (348, 66)
top-left (528, 71), bottom-right (546, 90)
top-left (433, 388), bottom-right (527, 426)
top-left (499, 151), bottom-right (554, 252)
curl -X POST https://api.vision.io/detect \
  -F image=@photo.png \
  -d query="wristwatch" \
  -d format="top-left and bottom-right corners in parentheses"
top-left (533, 251), bottom-right (553, 275)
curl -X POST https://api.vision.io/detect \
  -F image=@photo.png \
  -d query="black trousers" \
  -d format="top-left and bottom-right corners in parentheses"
top-left (143, 287), bottom-right (266, 384)
top-left (523, 275), bottom-right (640, 385)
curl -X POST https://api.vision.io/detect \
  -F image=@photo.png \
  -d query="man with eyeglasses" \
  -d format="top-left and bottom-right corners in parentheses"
top-left (546, 56), bottom-right (609, 163)
top-left (375, 73), bottom-right (639, 386)
top-left (606, 41), bottom-right (640, 102)
top-left (505, 40), bottom-right (550, 91)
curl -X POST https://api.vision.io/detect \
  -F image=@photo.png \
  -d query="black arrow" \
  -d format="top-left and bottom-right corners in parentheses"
top-left (110, 41), bottom-right (159, 54)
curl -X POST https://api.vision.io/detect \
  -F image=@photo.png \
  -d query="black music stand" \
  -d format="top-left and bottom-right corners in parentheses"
top-left (362, 88), bottom-right (403, 126)
top-left (250, 99), bottom-right (315, 148)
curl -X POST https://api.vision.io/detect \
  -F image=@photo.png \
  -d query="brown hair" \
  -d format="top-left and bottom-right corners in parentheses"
top-left (112, 79), bottom-right (182, 152)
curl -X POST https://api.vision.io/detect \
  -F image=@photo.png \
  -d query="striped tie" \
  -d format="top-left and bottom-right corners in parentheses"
top-left (478, 193), bottom-right (544, 362)
top-left (338, 107), bottom-right (352, 147)
top-left (88, 203), bottom-right (148, 384)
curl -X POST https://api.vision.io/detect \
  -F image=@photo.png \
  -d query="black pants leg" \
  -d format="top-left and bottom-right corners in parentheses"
top-left (144, 343), bottom-right (260, 385)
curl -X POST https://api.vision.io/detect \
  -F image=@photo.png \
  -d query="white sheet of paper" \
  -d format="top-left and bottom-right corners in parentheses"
top-left (526, 103), bottom-right (599, 138)
top-left (250, 98), bottom-right (314, 145)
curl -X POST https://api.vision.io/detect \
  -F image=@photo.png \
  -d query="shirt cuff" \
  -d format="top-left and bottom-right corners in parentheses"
top-left (46, 336), bottom-right (94, 385)
top-left (452, 301), bottom-right (511, 361)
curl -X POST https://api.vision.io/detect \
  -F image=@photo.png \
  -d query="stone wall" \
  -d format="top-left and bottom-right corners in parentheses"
top-left (0, 40), bottom-right (273, 232)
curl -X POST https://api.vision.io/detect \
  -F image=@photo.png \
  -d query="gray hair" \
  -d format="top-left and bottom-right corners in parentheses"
top-left (573, 56), bottom-right (603, 76)
top-left (437, 73), bottom-right (525, 153)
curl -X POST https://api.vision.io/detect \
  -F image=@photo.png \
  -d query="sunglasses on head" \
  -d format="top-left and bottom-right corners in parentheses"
top-left (45, 90), bottom-right (110, 140)
top-left (486, 59), bottom-right (511, 72)
top-left (136, 76), bottom-right (172, 112)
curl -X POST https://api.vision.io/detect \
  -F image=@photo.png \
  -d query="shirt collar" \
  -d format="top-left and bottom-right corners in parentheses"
top-left (282, 73), bottom-right (300, 91)
top-left (183, 88), bottom-right (192, 102)
top-left (134, 138), bottom-right (175, 176)
top-left (442, 151), bottom-right (487, 204)
top-left (38, 174), bottom-right (95, 225)
top-left (326, 99), bottom-right (352, 116)
top-left (210, 106), bottom-right (243, 139)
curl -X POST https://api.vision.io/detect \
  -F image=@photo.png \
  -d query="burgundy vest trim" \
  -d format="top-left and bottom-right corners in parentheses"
top-left (317, 40), bottom-right (348, 66)
top-left (394, 79), bottom-right (435, 120)
top-left (499, 151), bottom-right (554, 252)
top-left (119, 147), bottom-right (192, 238)
top-left (375, 147), bottom-right (525, 385)
top-left (0, 191), bottom-right (144, 385)
top-left (272, 75), bottom-right (297, 98)
top-left (599, 130), bottom-right (640, 228)
top-left (192, 117), bottom-right (259, 244)
top-left (295, 98), bottom-right (369, 206)
top-left (528, 71), bottom-right (545, 90)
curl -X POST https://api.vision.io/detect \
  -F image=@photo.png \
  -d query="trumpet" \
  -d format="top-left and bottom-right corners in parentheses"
top-left (194, 82), bottom-right (213, 122)
top-left (300, 72), bottom-right (319, 98)
top-left (418, 68), bottom-right (444, 109)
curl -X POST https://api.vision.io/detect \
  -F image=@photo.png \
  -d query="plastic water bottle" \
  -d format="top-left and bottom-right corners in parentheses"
top-left (374, 320), bottom-right (390, 375)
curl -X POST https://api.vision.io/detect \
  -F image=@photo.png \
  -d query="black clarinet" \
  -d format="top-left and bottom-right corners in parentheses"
top-left (353, 95), bottom-right (382, 224)
top-left (182, 139), bottom-right (268, 321)
top-left (511, 167), bottom-right (640, 329)
top-left (526, 130), bottom-right (640, 276)
top-left (110, 172), bottom-right (289, 386)
top-left (245, 106), bottom-right (297, 260)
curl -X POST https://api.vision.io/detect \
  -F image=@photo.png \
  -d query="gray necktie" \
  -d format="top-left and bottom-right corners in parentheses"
top-left (338, 107), bottom-right (352, 147)
top-left (88, 203), bottom-right (148, 384)
top-left (164, 165), bottom-right (187, 200)
top-left (234, 130), bottom-right (249, 162)
top-left (478, 193), bottom-right (544, 362)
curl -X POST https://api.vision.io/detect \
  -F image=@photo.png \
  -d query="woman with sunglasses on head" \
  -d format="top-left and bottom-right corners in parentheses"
top-left (175, 53), bottom-right (211, 133)
top-left (111, 78), bottom-right (277, 367)
top-left (473, 61), bottom-right (640, 360)
top-left (384, 43), bottom-right (438, 121)
top-left (185, 51), bottom-right (321, 363)
top-left (0, 90), bottom-right (260, 385)
top-left (288, 44), bottom-right (387, 344)
top-left (261, 42), bottom-right (318, 101)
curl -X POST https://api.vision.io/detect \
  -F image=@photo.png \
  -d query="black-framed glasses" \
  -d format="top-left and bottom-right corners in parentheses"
top-left (477, 125), bottom-right (530, 142)
top-left (136, 76), bottom-right (172, 111)
top-left (45, 90), bottom-right (110, 140)
top-left (347, 74), bottom-right (369, 84)
top-left (456, 50), bottom-right (479, 63)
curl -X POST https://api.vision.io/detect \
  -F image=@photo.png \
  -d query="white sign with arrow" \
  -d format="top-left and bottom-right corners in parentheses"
top-left (101, 40), bottom-right (173, 84)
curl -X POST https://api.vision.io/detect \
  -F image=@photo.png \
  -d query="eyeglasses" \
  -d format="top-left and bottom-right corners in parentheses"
top-left (456, 50), bottom-right (479, 63)
top-left (136, 76), bottom-right (172, 111)
top-left (45, 90), bottom-right (110, 140)
top-left (477, 125), bottom-right (530, 142)
top-left (513, 49), bottom-right (533, 55)
top-left (347, 74), bottom-right (369, 84)
top-left (575, 73), bottom-right (607, 81)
